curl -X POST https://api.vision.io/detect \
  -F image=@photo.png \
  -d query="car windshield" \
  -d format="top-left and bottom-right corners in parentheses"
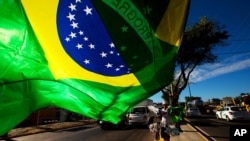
top-left (130, 107), bottom-right (145, 114)
top-left (231, 107), bottom-right (247, 111)
top-left (218, 108), bottom-right (223, 111)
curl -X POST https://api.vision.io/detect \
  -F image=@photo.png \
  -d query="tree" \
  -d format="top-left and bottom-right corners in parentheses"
top-left (162, 17), bottom-right (229, 106)
top-left (238, 93), bottom-right (250, 105)
top-left (211, 98), bottom-right (221, 105)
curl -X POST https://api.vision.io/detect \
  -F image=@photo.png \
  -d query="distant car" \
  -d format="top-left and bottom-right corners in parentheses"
top-left (97, 120), bottom-right (124, 130)
top-left (126, 99), bottom-right (156, 127)
top-left (97, 117), bottom-right (128, 130)
top-left (185, 107), bottom-right (201, 117)
top-left (216, 106), bottom-right (250, 121)
top-left (127, 106), bottom-right (155, 126)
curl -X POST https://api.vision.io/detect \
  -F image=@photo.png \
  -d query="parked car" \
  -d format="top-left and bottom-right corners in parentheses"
top-left (216, 106), bottom-right (250, 121)
top-left (185, 107), bottom-right (201, 117)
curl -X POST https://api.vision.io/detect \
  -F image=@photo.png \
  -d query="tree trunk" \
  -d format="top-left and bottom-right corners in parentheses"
top-left (172, 95), bottom-right (179, 106)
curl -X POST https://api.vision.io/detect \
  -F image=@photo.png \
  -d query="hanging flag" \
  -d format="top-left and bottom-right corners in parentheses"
top-left (0, 0), bottom-right (189, 135)
top-left (169, 106), bottom-right (185, 123)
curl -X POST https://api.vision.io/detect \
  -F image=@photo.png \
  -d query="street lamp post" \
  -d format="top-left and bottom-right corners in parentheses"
top-left (188, 82), bottom-right (195, 102)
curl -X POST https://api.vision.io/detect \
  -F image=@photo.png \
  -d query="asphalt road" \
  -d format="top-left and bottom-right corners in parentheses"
top-left (186, 115), bottom-right (250, 141)
top-left (11, 124), bottom-right (156, 141)
top-left (7, 115), bottom-right (248, 141)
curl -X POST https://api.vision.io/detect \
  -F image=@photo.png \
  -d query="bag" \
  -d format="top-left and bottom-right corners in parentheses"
top-left (148, 122), bottom-right (160, 133)
top-left (164, 124), bottom-right (180, 136)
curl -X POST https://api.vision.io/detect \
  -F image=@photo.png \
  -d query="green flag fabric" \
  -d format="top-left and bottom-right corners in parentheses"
top-left (169, 106), bottom-right (185, 123)
top-left (0, 0), bottom-right (189, 135)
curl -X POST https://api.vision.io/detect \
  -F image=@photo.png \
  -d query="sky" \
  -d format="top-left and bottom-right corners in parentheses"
top-left (150, 0), bottom-right (250, 103)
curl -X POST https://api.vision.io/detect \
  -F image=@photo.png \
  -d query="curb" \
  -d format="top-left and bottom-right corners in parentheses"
top-left (184, 118), bottom-right (216, 141)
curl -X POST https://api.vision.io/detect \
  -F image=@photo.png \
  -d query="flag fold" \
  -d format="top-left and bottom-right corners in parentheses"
top-left (0, 0), bottom-right (189, 135)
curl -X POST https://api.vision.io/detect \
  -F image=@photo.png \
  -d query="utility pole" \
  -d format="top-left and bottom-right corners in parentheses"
top-left (188, 82), bottom-right (195, 102)
top-left (169, 83), bottom-right (173, 105)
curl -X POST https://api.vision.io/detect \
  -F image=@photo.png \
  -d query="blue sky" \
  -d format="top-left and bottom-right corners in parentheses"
top-left (151, 0), bottom-right (250, 103)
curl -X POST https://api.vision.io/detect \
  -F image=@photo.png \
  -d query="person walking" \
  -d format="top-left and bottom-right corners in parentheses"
top-left (149, 101), bottom-right (171, 141)
top-left (171, 106), bottom-right (184, 132)
top-left (149, 115), bottom-right (161, 141)
top-left (159, 101), bottom-right (172, 141)
top-left (149, 101), bottom-right (177, 141)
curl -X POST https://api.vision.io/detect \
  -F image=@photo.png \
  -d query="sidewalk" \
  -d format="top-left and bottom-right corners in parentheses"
top-left (1, 120), bottom-right (210, 141)
top-left (1, 120), bottom-right (96, 140)
top-left (169, 122), bottom-right (210, 141)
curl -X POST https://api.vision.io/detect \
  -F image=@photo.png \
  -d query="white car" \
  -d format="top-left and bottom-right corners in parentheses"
top-left (127, 106), bottom-right (155, 126)
top-left (185, 107), bottom-right (201, 117)
top-left (216, 106), bottom-right (250, 121)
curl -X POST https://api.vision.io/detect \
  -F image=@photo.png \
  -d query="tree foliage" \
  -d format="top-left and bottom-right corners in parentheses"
top-left (211, 98), bottom-right (221, 105)
top-left (162, 17), bottom-right (229, 106)
top-left (235, 93), bottom-right (250, 105)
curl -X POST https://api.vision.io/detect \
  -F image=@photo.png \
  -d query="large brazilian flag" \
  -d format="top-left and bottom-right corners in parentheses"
top-left (0, 0), bottom-right (189, 135)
